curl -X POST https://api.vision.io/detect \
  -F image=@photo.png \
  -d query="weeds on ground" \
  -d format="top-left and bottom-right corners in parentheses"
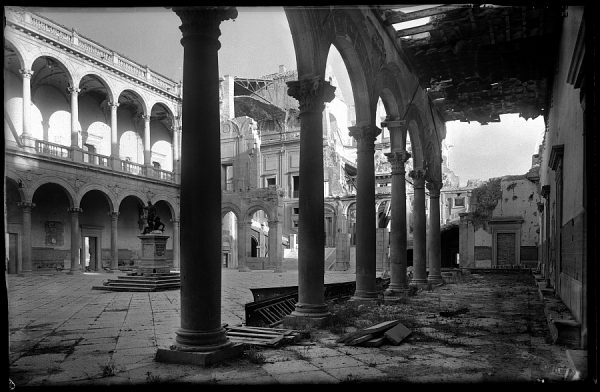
top-left (100, 362), bottom-right (117, 377)
top-left (146, 371), bottom-right (161, 383)
top-left (244, 347), bottom-right (266, 364)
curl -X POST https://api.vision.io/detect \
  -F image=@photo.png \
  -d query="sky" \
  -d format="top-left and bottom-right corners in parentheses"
top-left (32, 6), bottom-right (545, 186)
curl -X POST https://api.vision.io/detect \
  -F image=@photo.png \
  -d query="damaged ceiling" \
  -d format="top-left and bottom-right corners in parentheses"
top-left (379, 4), bottom-right (563, 124)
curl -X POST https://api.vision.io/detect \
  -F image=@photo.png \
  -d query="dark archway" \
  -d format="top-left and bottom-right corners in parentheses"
top-left (441, 223), bottom-right (460, 268)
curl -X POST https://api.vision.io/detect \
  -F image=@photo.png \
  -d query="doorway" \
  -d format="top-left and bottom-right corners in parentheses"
top-left (83, 236), bottom-right (98, 271)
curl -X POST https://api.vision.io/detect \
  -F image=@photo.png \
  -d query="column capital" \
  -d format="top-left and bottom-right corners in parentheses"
top-left (349, 125), bottom-right (381, 153)
top-left (67, 86), bottom-right (81, 95)
top-left (68, 207), bottom-right (83, 214)
top-left (19, 68), bottom-right (34, 78)
top-left (174, 7), bottom-right (237, 48)
top-left (268, 219), bottom-right (279, 225)
top-left (426, 181), bottom-right (443, 196)
top-left (385, 150), bottom-right (411, 175)
top-left (286, 76), bottom-right (336, 114)
top-left (108, 101), bottom-right (120, 109)
top-left (141, 114), bottom-right (151, 121)
top-left (109, 211), bottom-right (120, 219)
top-left (409, 169), bottom-right (426, 188)
top-left (18, 201), bottom-right (35, 210)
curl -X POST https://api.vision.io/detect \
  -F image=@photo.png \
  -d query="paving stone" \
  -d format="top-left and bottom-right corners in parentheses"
top-left (269, 369), bottom-right (338, 384)
top-left (262, 359), bottom-right (320, 374)
top-left (325, 365), bottom-right (386, 382)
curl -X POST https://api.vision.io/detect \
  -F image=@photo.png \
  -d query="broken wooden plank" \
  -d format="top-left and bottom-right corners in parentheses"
top-left (359, 336), bottom-right (387, 347)
top-left (383, 322), bottom-right (412, 345)
top-left (346, 333), bottom-right (376, 346)
top-left (336, 320), bottom-right (401, 343)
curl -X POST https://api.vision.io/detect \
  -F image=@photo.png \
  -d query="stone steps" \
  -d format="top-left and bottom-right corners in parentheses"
top-left (92, 272), bottom-right (181, 292)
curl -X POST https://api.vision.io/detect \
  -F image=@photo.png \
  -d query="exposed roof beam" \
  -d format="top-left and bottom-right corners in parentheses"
top-left (396, 24), bottom-right (436, 38)
top-left (384, 4), bottom-right (470, 25)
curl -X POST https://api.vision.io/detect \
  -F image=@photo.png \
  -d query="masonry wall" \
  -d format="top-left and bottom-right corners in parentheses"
top-left (537, 6), bottom-right (586, 335)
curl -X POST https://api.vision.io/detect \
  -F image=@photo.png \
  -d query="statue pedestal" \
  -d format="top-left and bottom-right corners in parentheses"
top-left (138, 234), bottom-right (171, 275)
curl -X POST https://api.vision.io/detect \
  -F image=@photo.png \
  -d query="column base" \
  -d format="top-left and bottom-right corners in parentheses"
top-left (384, 286), bottom-right (410, 302)
top-left (156, 342), bottom-right (243, 367)
top-left (238, 266), bottom-right (251, 272)
top-left (410, 278), bottom-right (429, 289)
top-left (175, 327), bottom-right (231, 350)
top-left (427, 275), bottom-right (444, 285)
top-left (350, 289), bottom-right (380, 303)
top-left (67, 270), bottom-right (83, 275)
top-left (283, 313), bottom-right (330, 330)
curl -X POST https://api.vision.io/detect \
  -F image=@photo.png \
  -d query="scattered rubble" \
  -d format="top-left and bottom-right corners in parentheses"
top-left (335, 319), bottom-right (412, 347)
top-left (225, 325), bottom-right (301, 347)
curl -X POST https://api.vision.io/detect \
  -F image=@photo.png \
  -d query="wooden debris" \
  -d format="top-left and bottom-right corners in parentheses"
top-left (336, 320), bottom-right (401, 344)
top-left (347, 334), bottom-right (376, 346)
top-left (225, 325), bottom-right (301, 347)
top-left (383, 322), bottom-right (412, 345)
top-left (360, 336), bottom-right (387, 347)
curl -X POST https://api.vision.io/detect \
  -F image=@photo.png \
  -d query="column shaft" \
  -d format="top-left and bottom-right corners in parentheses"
top-left (110, 102), bottom-right (119, 156)
top-left (410, 170), bottom-right (427, 286)
top-left (385, 150), bottom-right (410, 296)
top-left (110, 212), bottom-right (119, 270)
top-left (427, 182), bottom-right (443, 284)
top-left (286, 76), bottom-right (335, 320)
top-left (237, 220), bottom-right (251, 271)
top-left (269, 220), bottom-right (283, 272)
top-left (69, 87), bottom-right (80, 148)
top-left (20, 69), bottom-right (32, 138)
top-left (69, 208), bottom-right (82, 273)
top-left (174, 7), bottom-right (237, 351)
top-left (350, 125), bottom-right (381, 300)
top-left (172, 219), bottom-right (180, 269)
top-left (143, 115), bottom-right (151, 166)
top-left (19, 202), bottom-right (34, 272)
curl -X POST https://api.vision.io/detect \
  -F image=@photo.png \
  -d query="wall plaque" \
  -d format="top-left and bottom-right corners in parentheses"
top-left (45, 221), bottom-right (64, 246)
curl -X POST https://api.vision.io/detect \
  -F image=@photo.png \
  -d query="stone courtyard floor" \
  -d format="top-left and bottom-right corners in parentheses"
top-left (7, 268), bottom-right (579, 387)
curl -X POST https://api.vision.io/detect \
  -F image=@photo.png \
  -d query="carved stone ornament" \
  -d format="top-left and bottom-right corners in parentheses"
top-left (409, 169), bottom-right (426, 187)
top-left (349, 125), bottom-right (381, 152)
top-left (385, 150), bottom-right (411, 175)
top-left (286, 77), bottom-right (336, 114)
top-left (174, 7), bottom-right (238, 47)
top-left (19, 68), bottom-right (34, 78)
top-left (425, 181), bottom-right (443, 197)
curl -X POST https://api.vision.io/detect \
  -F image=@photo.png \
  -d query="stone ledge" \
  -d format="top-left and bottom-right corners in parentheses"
top-left (155, 343), bottom-right (244, 367)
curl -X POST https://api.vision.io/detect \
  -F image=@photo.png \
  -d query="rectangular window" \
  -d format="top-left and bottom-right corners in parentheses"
top-left (455, 197), bottom-right (465, 207)
top-left (222, 164), bottom-right (234, 191)
top-left (292, 175), bottom-right (300, 198)
top-left (266, 177), bottom-right (276, 187)
top-left (293, 207), bottom-right (299, 215)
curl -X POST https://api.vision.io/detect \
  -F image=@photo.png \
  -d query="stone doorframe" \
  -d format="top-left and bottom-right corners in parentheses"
top-left (80, 225), bottom-right (104, 271)
top-left (489, 217), bottom-right (524, 266)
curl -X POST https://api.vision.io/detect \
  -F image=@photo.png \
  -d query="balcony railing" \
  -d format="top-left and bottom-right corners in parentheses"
top-left (121, 160), bottom-right (146, 176)
top-left (12, 138), bottom-right (177, 184)
top-left (152, 168), bottom-right (174, 182)
top-left (6, 7), bottom-right (181, 97)
top-left (35, 140), bottom-right (71, 159)
top-left (83, 150), bottom-right (110, 168)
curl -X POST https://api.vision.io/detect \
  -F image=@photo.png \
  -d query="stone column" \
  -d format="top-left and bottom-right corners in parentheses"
top-left (68, 86), bottom-right (81, 148)
top-left (142, 114), bottom-right (151, 168)
top-left (168, 7), bottom-right (238, 356)
top-left (172, 218), bottom-right (180, 269)
top-left (237, 219), bottom-right (251, 271)
top-left (410, 169), bottom-right (428, 287)
top-left (19, 69), bottom-right (35, 150)
top-left (109, 102), bottom-right (120, 169)
top-left (349, 125), bottom-right (381, 301)
top-left (18, 202), bottom-right (34, 273)
top-left (427, 181), bottom-right (443, 284)
top-left (384, 150), bottom-right (411, 299)
top-left (269, 218), bottom-right (283, 273)
top-left (172, 124), bottom-right (180, 175)
top-left (110, 211), bottom-right (119, 271)
top-left (284, 76), bottom-right (335, 327)
top-left (67, 207), bottom-right (83, 274)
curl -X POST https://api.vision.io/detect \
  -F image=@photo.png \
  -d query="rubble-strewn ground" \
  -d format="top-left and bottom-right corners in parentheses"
top-left (8, 269), bottom-right (575, 386)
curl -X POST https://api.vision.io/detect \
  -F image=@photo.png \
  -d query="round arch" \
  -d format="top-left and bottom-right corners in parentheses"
top-left (221, 202), bottom-right (242, 220)
top-left (77, 72), bottom-right (115, 104)
top-left (77, 185), bottom-right (116, 213)
top-left (29, 177), bottom-right (75, 207)
top-left (245, 203), bottom-right (273, 222)
top-left (116, 191), bottom-right (148, 211)
top-left (328, 37), bottom-right (372, 125)
top-left (151, 197), bottom-right (176, 219)
top-left (404, 104), bottom-right (427, 170)
top-left (117, 88), bottom-right (148, 117)
top-left (30, 53), bottom-right (76, 87)
top-left (4, 173), bottom-right (26, 202)
top-left (4, 36), bottom-right (26, 71)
